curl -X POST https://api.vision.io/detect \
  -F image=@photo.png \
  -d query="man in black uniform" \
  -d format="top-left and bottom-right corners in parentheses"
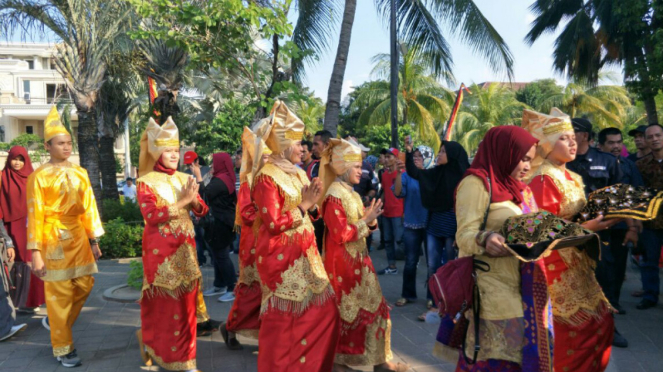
top-left (567, 118), bottom-right (628, 348)
top-left (311, 130), bottom-right (332, 252)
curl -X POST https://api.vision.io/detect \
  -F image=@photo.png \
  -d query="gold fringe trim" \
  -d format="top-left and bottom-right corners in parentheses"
top-left (235, 329), bottom-right (260, 340)
top-left (261, 286), bottom-right (334, 318)
top-left (334, 317), bottom-right (393, 367)
top-left (52, 344), bottom-right (74, 357)
top-left (144, 344), bottom-right (196, 371)
top-left (553, 300), bottom-right (614, 327)
top-left (140, 279), bottom-right (199, 301)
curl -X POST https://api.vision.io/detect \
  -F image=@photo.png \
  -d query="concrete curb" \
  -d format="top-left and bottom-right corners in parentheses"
top-left (102, 284), bottom-right (140, 304)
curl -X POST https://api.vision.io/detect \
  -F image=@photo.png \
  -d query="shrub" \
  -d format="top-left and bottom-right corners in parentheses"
top-left (99, 218), bottom-right (143, 258)
top-left (127, 260), bottom-right (143, 290)
top-left (102, 199), bottom-right (143, 223)
top-left (10, 133), bottom-right (43, 150)
top-left (0, 143), bottom-right (10, 151)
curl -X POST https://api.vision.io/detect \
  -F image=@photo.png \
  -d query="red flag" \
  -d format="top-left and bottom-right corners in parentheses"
top-left (147, 76), bottom-right (158, 105)
top-left (443, 83), bottom-right (471, 141)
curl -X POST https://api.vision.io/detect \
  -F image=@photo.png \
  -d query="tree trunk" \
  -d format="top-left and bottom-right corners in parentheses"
top-left (100, 135), bottom-right (120, 202)
top-left (323, 0), bottom-right (357, 136)
top-left (389, 0), bottom-right (399, 149)
top-left (77, 110), bottom-right (104, 216)
top-left (643, 92), bottom-right (659, 124)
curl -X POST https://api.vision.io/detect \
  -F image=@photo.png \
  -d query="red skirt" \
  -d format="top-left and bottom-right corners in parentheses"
top-left (141, 286), bottom-right (198, 371)
top-left (258, 298), bottom-right (340, 372)
top-left (552, 315), bottom-right (613, 372)
top-left (6, 219), bottom-right (45, 308)
top-left (226, 281), bottom-right (261, 338)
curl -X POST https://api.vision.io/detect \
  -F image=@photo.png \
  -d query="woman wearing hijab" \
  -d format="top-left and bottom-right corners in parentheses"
top-left (403, 139), bottom-right (470, 312)
top-left (319, 139), bottom-right (407, 372)
top-left (135, 117), bottom-right (208, 371)
top-left (523, 109), bottom-right (616, 372)
top-left (202, 152), bottom-right (238, 303)
top-left (434, 126), bottom-right (554, 371)
top-left (252, 101), bottom-right (338, 372)
top-left (393, 145), bottom-right (433, 308)
top-left (0, 146), bottom-right (43, 310)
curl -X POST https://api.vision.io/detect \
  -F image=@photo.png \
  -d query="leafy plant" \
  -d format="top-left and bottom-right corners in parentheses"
top-left (10, 134), bottom-right (43, 150)
top-left (102, 199), bottom-right (143, 223)
top-left (0, 143), bottom-right (11, 151)
top-left (127, 260), bottom-right (143, 290)
top-left (99, 218), bottom-right (143, 259)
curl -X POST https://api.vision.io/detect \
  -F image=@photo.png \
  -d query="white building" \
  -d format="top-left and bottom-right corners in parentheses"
top-left (0, 42), bottom-right (128, 174)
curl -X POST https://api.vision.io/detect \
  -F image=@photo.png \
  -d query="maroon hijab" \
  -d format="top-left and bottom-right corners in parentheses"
top-left (153, 157), bottom-right (176, 176)
top-left (0, 146), bottom-right (34, 221)
top-left (213, 152), bottom-right (236, 194)
top-left (463, 126), bottom-right (538, 205)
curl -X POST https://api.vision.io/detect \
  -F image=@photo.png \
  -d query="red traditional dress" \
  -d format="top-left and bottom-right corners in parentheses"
top-left (253, 162), bottom-right (339, 372)
top-left (136, 117), bottom-right (209, 371)
top-left (323, 181), bottom-right (391, 366)
top-left (225, 181), bottom-right (261, 338)
top-left (529, 160), bottom-right (614, 372)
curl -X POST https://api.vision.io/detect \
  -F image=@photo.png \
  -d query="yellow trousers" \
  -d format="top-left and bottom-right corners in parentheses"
top-left (196, 282), bottom-right (209, 323)
top-left (44, 275), bottom-right (94, 357)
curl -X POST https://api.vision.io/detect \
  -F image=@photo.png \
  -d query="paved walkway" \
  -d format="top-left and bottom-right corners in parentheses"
top-left (2, 244), bottom-right (662, 371)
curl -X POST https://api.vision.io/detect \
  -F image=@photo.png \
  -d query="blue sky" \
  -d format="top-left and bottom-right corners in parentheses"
top-left (295, 0), bottom-right (594, 101)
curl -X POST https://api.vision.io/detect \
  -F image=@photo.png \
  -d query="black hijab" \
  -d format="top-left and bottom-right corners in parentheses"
top-left (405, 141), bottom-right (470, 212)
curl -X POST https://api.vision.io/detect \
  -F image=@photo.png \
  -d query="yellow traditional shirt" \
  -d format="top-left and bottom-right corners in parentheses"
top-left (26, 162), bottom-right (104, 282)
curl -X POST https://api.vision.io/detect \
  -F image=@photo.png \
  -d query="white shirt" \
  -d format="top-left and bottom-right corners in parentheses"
top-left (122, 184), bottom-right (137, 201)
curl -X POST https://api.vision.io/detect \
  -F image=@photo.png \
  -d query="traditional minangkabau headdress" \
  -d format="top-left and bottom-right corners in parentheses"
top-left (138, 116), bottom-right (180, 176)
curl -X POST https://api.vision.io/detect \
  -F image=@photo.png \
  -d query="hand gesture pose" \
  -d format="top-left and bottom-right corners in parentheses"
top-left (362, 198), bottom-right (383, 225)
top-left (404, 135), bottom-right (413, 153)
top-left (301, 178), bottom-right (322, 211)
top-left (177, 176), bottom-right (201, 210)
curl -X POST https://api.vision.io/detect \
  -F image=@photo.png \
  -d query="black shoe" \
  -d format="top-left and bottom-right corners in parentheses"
top-left (207, 318), bottom-right (221, 331)
top-left (612, 303), bottom-right (627, 315)
top-left (612, 329), bottom-right (628, 348)
top-left (636, 299), bottom-right (657, 310)
top-left (220, 322), bottom-right (243, 350)
top-left (57, 349), bottom-right (82, 368)
top-left (196, 321), bottom-right (213, 337)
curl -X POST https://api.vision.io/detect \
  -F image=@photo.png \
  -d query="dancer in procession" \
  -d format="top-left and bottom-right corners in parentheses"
top-left (1, 146), bottom-right (45, 312)
top-left (319, 138), bottom-right (407, 372)
top-left (135, 117), bottom-right (208, 372)
top-left (252, 101), bottom-right (339, 372)
top-left (27, 107), bottom-right (104, 368)
top-left (220, 124), bottom-right (270, 349)
top-left (523, 108), bottom-right (617, 372)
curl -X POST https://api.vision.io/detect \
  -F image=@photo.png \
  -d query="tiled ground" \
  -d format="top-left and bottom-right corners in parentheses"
top-left (2, 240), bottom-right (662, 371)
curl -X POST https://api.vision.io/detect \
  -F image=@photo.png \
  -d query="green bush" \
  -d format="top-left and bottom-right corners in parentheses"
top-left (102, 199), bottom-right (143, 223)
top-left (10, 133), bottom-right (43, 150)
top-left (0, 143), bottom-right (10, 151)
top-left (127, 260), bottom-right (144, 290)
top-left (99, 218), bottom-right (143, 258)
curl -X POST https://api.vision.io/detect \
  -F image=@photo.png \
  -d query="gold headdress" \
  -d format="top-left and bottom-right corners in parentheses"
top-left (521, 108), bottom-right (573, 173)
top-left (240, 122), bottom-right (270, 187)
top-left (252, 100), bottom-right (305, 177)
top-left (319, 138), bottom-right (362, 203)
top-left (44, 106), bottom-right (70, 142)
top-left (138, 116), bottom-right (180, 176)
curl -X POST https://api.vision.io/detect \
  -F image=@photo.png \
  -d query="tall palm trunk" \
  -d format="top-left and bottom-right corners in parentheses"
top-left (99, 135), bottom-right (119, 202)
top-left (323, 0), bottom-right (357, 136)
top-left (76, 110), bottom-right (103, 215)
top-left (643, 94), bottom-right (659, 124)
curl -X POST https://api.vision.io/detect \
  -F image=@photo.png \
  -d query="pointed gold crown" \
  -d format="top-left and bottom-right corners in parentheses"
top-left (138, 116), bottom-right (180, 176)
top-left (521, 108), bottom-right (573, 159)
top-left (44, 106), bottom-right (70, 142)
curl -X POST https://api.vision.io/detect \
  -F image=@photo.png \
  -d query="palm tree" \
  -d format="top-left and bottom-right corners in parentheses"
top-left (351, 44), bottom-right (453, 151)
top-left (321, 0), bottom-right (515, 134)
top-left (289, 97), bottom-right (325, 137)
top-left (538, 81), bottom-right (631, 129)
top-left (452, 83), bottom-right (527, 154)
top-left (525, 0), bottom-right (662, 124)
top-left (0, 0), bottom-right (132, 206)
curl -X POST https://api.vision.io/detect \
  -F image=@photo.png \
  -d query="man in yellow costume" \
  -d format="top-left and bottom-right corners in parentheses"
top-left (27, 106), bottom-right (104, 368)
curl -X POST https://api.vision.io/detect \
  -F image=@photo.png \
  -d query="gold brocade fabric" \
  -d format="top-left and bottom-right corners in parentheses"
top-left (338, 264), bottom-right (384, 323)
top-left (144, 345), bottom-right (196, 371)
top-left (26, 162), bottom-right (104, 282)
top-left (137, 171), bottom-right (196, 239)
top-left (255, 163), bottom-right (306, 214)
top-left (334, 317), bottom-right (393, 366)
top-left (149, 243), bottom-right (201, 296)
top-left (464, 317), bottom-right (525, 364)
top-left (325, 182), bottom-right (370, 259)
top-left (528, 160), bottom-right (586, 220)
top-left (239, 263), bottom-right (260, 287)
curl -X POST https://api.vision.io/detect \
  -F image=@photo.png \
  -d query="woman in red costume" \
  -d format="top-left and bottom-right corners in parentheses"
top-left (0, 146), bottom-right (44, 310)
top-left (220, 124), bottom-right (271, 349)
top-left (252, 101), bottom-right (339, 372)
top-left (523, 108), bottom-right (617, 372)
top-left (319, 138), bottom-right (407, 372)
top-left (135, 117), bottom-right (208, 372)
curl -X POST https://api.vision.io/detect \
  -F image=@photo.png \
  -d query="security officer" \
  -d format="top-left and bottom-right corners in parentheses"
top-left (567, 117), bottom-right (628, 348)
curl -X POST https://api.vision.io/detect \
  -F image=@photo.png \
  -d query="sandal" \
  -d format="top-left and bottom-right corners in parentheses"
top-left (220, 322), bottom-right (243, 350)
top-left (426, 300), bottom-right (433, 309)
top-left (394, 298), bottom-right (411, 307)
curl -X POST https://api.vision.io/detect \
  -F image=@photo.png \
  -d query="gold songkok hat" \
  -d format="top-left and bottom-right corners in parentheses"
top-left (138, 116), bottom-right (180, 176)
top-left (44, 106), bottom-right (70, 142)
top-left (263, 100), bottom-right (305, 154)
top-left (521, 108), bottom-right (573, 160)
top-left (319, 138), bottom-right (362, 203)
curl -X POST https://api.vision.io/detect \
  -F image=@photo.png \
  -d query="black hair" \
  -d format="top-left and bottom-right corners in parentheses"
top-left (646, 123), bottom-right (663, 133)
top-left (301, 140), bottom-right (313, 151)
top-left (126, 177), bottom-right (133, 182)
top-left (598, 127), bottom-right (622, 145)
top-left (314, 130), bottom-right (333, 144)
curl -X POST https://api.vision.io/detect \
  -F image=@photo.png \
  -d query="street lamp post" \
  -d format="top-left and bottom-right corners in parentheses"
top-left (390, 0), bottom-right (399, 149)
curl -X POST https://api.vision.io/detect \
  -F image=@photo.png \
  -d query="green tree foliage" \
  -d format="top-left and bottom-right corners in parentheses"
top-left (515, 79), bottom-right (562, 111)
top-left (9, 133), bottom-right (42, 149)
top-left (102, 199), bottom-right (143, 223)
top-left (127, 260), bottom-right (144, 290)
top-left (99, 218), bottom-right (143, 258)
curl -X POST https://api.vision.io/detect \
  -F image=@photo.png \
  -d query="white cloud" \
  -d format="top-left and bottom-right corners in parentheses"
top-left (341, 79), bottom-right (355, 101)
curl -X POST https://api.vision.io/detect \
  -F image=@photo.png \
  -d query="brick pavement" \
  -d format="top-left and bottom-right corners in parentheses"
top-left (2, 243), bottom-right (662, 372)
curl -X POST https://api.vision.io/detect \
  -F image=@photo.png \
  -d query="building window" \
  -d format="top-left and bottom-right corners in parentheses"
top-left (50, 59), bottom-right (57, 70)
top-left (46, 84), bottom-right (65, 103)
top-left (27, 60), bottom-right (34, 69)
top-left (26, 126), bottom-right (34, 135)
top-left (23, 80), bottom-right (30, 103)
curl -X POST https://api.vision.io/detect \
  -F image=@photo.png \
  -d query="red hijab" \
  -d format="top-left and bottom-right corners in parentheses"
top-left (153, 156), bottom-right (176, 176)
top-left (463, 126), bottom-right (539, 205)
top-left (213, 152), bottom-right (236, 194)
top-left (0, 146), bottom-right (34, 221)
